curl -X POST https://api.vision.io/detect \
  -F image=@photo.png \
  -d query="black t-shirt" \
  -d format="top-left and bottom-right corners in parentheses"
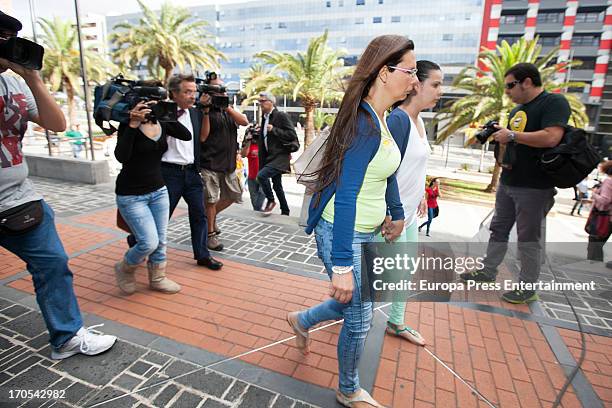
top-left (114, 122), bottom-right (191, 195)
top-left (500, 91), bottom-right (570, 189)
top-left (200, 109), bottom-right (239, 173)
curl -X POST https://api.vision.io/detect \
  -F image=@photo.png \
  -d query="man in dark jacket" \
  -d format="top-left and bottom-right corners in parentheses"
top-left (257, 92), bottom-right (297, 216)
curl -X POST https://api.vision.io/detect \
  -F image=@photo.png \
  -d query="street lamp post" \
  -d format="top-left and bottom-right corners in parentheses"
top-left (27, 0), bottom-right (53, 156)
top-left (73, 0), bottom-right (95, 160)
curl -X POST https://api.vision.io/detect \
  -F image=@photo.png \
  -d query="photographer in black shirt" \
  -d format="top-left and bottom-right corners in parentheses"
top-left (461, 63), bottom-right (570, 304)
top-left (199, 74), bottom-right (249, 251)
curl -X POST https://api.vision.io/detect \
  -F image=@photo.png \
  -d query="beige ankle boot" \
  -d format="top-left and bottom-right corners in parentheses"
top-left (147, 261), bottom-right (181, 293)
top-left (114, 259), bottom-right (137, 295)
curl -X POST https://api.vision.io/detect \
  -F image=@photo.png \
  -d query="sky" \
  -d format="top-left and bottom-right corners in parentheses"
top-left (8, 0), bottom-right (252, 36)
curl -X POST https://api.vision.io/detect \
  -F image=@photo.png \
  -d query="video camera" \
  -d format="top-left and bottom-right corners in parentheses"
top-left (93, 75), bottom-right (178, 135)
top-left (0, 37), bottom-right (44, 70)
top-left (195, 71), bottom-right (230, 110)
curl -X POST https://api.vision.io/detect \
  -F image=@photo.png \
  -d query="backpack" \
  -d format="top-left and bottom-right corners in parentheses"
top-left (539, 126), bottom-right (601, 189)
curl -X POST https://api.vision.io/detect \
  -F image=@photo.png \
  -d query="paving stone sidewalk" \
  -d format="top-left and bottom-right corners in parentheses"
top-left (0, 296), bottom-right (319, 408)
top-left (1, 176), bottom-right (611, 408)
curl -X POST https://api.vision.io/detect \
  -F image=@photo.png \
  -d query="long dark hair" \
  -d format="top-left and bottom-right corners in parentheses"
top-left (394, 60), bottom-right (441, 108)
top-left (313, 35), bottom-right (415, 197)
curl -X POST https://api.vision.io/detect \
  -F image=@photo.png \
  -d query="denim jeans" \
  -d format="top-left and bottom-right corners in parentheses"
top-left (298, 218), bottom-right (375, 394)
top-left (418, 207), bottom-right (435, 234)
top-left (161, 165), bottom-right (210, 260)
top-left (116, 186), bottom-right (169, 265)
top-left (483, 184), bottom-right (555, 283)
top-left (247, 178), bottom-right (265, 211)
top-left (257, 166), bottom-right (289, 214)
top-left (0, 200), bottom-right (82, 349)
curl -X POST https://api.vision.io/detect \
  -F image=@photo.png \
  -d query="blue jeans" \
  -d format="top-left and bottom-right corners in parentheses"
top-left (257, 166), bottom-right (289, 214)
top-left (0, 200), bottom-right (82, 349)
top-left (247, 178), bottom-right (265, 211)
top-left (116, 186), bottom-right (169, 265)
top-left (418, 207), bottom-right (435, 234)
top-left (298, 218), bottom-right (375, 394)
top-left (161, 165), bottom-right (210, 260)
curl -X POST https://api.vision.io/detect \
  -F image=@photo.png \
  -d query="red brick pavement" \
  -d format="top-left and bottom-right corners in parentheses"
top-left (3, 208), bottom-right (610, 407)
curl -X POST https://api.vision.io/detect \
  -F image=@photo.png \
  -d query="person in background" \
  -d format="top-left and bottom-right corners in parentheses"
top-left (571, 178), bottom-right (589, 216)
top-left (0, 10), bottom-right (116, 360)
top-left (257, 92), bottom-right (297, 216)
top-left (240, 126), bottom-right (265, 211)
top-left (287, 35), bottom-right (417, 408)
top-left (418, 178), bottom-right (440, 237)
top-left (66, 123), bottom-right (84, 158)
top-left (587, 160), bottom-right (612, 261)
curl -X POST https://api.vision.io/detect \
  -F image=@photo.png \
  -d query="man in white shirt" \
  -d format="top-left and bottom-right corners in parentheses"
top-left (160, 74), bottom-right (222, 270)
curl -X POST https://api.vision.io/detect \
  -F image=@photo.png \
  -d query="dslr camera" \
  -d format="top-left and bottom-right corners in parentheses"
top-left (244, 123), bottom-right (261, 142)
top-left (475, 120), bottom-right (499, 144)
top-left (0, 37), bottom-right (44, 70)
top-left (196, 71), bottom-right (230, 110)
top-left (93, 75), bottom-right (178, 135)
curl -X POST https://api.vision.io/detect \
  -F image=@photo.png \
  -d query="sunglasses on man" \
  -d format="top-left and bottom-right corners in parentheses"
top-left (505, 79), bottom-right (523, 90)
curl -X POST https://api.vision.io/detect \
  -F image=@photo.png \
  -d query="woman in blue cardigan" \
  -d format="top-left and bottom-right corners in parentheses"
top-left (287, 35), bottom-right (419, 408)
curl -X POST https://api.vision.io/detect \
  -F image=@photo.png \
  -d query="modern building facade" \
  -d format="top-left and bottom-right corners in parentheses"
top-left (107, 0), bottom-right (485, 86)
top-left (480, 0), bottom-right (612, 143)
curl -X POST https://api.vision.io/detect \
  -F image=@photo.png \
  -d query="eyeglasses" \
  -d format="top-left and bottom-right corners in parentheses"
top-left (257, 99), bottom-right (270, 103)
top-left (505, 79), bottom-right (522, 90)
top-left (387, 65), bottom-right (418, 77)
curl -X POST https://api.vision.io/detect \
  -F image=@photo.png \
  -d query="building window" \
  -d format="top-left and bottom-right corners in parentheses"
top-left (264, 23), bottom-right (272, 29)
top-left (355, 17), bottom-right (364, 24)
top-left (326, 1), bottom-right (331, 7)
top-left (338, 0), bottom-right (344, 5)
top-left (536, 12), bottom-right (564, 24)
top-left (356, 0), bottom-right (365, 5)
top-left (572, 35), bottom-right (600, 47)
top-left (391, 16), bottom-right (401, 23)
top-left (575, 11), bottom-right (605, 23)
top-left (539, 36), bottom-right (560, 46)
top-left (442, 33), bottom-right (453, 41)
top-left (497, 35), bottom-right (520, 45)
top-left (500, 14), bottom-right (526, 24)
top-left (373, 16), bottom-right (382, 23)
top-left (278, 22), bottom-right (287, 28)
top-left (378, 0), bottom-right (383, 3)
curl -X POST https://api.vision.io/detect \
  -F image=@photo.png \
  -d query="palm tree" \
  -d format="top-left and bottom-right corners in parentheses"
top-left (434, 37), bottom-right (589, 192)
top-left (251, 31), bottom-right (348, 146)
top-left (240, 63), bottom-right (274, 105)
top-left (38, 17), bottom-right (115, 127)
top-left (110, 0), bottom-right (226, 82)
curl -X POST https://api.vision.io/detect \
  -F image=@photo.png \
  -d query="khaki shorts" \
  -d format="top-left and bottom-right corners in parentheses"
top-left (201, 168), bottom-right (243, 204)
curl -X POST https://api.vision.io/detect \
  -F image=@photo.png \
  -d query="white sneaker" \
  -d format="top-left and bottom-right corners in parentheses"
top-left (51, 324), bottom-right (117, 360)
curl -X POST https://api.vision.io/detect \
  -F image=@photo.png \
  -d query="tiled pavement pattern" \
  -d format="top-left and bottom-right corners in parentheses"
top-left (0, 297), bottom-right (319, 408)
top-left (0, 176), bottom-right (606, 407)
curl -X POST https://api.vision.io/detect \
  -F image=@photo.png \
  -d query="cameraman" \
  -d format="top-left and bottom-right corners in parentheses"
top-left (200, 73), bottom-right (248, 251)
top-left (0, 11), bottom-right (116, 358)
top-left (461, 63), bottom-right (570, 304)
